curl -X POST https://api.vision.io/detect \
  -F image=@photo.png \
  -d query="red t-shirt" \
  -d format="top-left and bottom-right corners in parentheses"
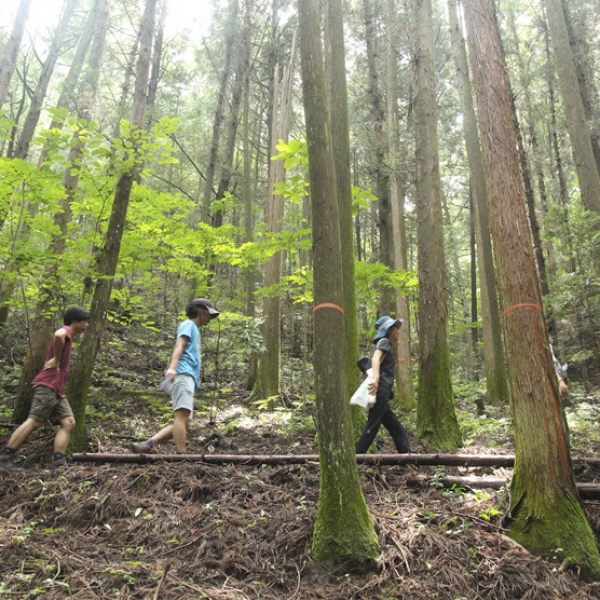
top-left (31, 326), bottom-right (73, 398)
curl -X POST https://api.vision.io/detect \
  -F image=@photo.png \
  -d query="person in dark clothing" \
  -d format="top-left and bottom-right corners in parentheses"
top-left (356, 316), bottom-right (411, 454)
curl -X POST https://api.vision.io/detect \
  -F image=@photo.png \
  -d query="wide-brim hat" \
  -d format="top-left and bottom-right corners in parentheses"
top-left (190, 297), bottom-right (220, 319)
top-left (372, 316), bottom-right (403, 342)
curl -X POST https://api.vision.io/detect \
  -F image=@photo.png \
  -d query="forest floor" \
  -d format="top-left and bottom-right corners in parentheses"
top-left (2, 373), bottom-right (600, 598)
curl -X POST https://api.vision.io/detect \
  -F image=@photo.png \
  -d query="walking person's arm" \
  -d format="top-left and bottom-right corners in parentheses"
top-left (165, 336), bottom-right (189, 379)
top-left (368, 349), bottom-right (385, 396)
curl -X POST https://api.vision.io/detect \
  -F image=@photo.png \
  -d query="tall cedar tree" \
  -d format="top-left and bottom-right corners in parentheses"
top-left (323, 0), bottom-right (363, 430)
top-left (385, 0), bottom-right (414, 410)
top-left (413, 0), bottom-right (462, 450)
top-left (67, 0), bottom-right (157, 452)
top-left (249, 31), bottom-right (297, 404)
top-left (362, 0), bottom-right (394, 315)
top-left (462, 0), bottom-right (600, 578)
top-left (447, 0), bottom-right (508, 405)
top-left (297, 0), bottom-right (380, 568)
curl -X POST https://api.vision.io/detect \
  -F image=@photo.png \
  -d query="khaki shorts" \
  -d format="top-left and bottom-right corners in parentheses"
top-left (171, 374), bottom-right (195, 419)
top-left (29, 385), bottom-right (74, 424)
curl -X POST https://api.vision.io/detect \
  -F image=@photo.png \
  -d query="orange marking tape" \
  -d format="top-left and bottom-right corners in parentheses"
top-left (313, 303), bottom-right (345, 314)
top-left (501, 303), bottom-right (543, 317)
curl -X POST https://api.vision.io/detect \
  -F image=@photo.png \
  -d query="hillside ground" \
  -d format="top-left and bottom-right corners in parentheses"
top-left (1, 325), bottom-right (600, 598)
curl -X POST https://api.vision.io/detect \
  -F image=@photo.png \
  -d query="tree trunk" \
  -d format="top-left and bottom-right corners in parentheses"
top-left (67, 0), bottom-right (157, 452)
top-left (543, 0), bottom-right (600, 214)
top-left (37, 0), bottom-right (100, 168)
top-left (14, 0), bottom-right (79, 160)
top-left (463, 0), bottom-right (600, 578)
top-left (544, 19), bottom-right (575, 277)
top-left (323, 0), bottom-right (363, 431)
top-left (297, 0), bottom-right (379, 569)
top-left (386, 0), bottom-right (414, 410)
top-left (200, 0), bottom-right (237, 223)
top-left (362, 0), bottom-right (394, 315)
top-left (242, 0), bottom-right (258, 391)
top-left (213, 30), bottom-right (246, 228)
top-left (448, 0), bottom-right (508, 404)
top-left (562, 0), bottom-right (600, 177)
top-left (0, 0), bottom-right (32, 110)
top-left (12, 0), bottom-right (111, 424)
top-left (146, 0), bottom-right (166, 121)
top-left (413, 0), bottom-right (462, 451)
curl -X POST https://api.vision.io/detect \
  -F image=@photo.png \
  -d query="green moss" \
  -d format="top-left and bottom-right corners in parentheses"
top-left (416, 334), bottom-right (463, 451)
top-left (508, 485), bottom-right (600, 580)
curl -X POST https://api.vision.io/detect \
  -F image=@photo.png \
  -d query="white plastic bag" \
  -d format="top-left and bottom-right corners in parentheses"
top-left (350, 369), bottom-right (376, 409)
top-left (159, 378), bottom-right (173, 394)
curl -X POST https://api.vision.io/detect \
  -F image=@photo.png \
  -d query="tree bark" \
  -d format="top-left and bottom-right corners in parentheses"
top-left (413, 0), bottom-right (462, 451)
top-left (323, 0), bottom-right (363, 431)
top-left (67, 0), bottom-right (157, 452)
top-left (463, 0), bottom-right (600, 578)
top-left (297, 0), bottom-right (380, 569)
top-left (448, 0), bottom-right (508, 405)
top-left (0, 0), bottom-right (32, 110)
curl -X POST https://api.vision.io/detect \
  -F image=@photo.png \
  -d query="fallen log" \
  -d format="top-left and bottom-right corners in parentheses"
top-left (437, 476), bottom-right (600, 500)
top-left (71, 452), bottom-right (600, 468)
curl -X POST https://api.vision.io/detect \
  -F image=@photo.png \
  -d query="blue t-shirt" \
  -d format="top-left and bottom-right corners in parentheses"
top-left (176, 320), bottom-right (201, 390)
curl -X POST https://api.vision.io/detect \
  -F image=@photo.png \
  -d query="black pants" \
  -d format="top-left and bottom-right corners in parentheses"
top-left (356, 385), bottom-right (411, 454)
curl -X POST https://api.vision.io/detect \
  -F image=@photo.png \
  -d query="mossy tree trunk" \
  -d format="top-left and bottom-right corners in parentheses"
top-left (413, 0), bottom-right (462, 451)
top-left (68, 0), bottom-right (157, 452)
top-left (297, 0), bottom-right (380, 569)
top-left (463, 0), bottom-right (600, 579)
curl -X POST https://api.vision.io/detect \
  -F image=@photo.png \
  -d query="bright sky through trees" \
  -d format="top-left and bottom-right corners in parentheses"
top-left (0, 0), bottom-right (214, 42)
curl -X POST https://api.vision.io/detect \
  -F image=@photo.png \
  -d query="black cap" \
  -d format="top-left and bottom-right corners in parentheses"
top-left (190, 298), bottom-right (220, 319)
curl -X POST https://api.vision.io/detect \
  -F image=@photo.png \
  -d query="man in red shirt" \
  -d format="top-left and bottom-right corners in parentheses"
top-left (0, 306), bottom-right (90, 471)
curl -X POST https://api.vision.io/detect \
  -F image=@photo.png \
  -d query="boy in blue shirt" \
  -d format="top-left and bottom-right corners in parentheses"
top-left (131, 298), bottom-right (219, 454)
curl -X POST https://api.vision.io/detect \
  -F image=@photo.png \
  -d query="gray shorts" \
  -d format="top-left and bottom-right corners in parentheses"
top-left (171, 374), bottom-right (195, 419)
top-left (29, 385), bottom-right (74, 424)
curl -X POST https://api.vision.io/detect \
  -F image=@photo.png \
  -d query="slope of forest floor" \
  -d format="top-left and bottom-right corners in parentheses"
top-left (2, 341), bottom-right (600, 598)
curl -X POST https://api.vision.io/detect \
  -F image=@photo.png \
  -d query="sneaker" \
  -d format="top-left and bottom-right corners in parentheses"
top-left (130, 441), bottom-right (156, 454)
top-left (50, 456), bottom-right (69, 469)
top-left (0, 456), bottom-right (24, 472)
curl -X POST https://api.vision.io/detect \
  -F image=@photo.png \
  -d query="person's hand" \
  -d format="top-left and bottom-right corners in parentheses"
top-left (558, 379), bottom-right (569, 396)
top-left (43, 357), bottom-right (60, 371)
top-left (165, 368), bottom-right (176, 380)
top-left (368, 377), bottom-right (379, 396)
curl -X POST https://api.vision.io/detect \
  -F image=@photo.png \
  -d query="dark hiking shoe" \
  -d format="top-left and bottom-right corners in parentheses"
top-left (50, 457), bottom-right (69, 469)
top-left (130, 441), bottom-right (156, 454)
top-left (0, 456), bottom-right (24, 472)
